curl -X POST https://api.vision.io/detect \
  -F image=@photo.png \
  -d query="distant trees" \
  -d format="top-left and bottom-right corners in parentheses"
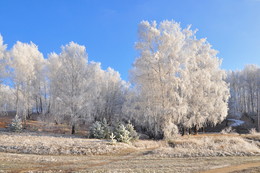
top-left (227, 65), bottom-right (260, 131)
top-left (89, 65), bottom-right (128, 123)
top-left (127, 20), bottom-right (229, 138)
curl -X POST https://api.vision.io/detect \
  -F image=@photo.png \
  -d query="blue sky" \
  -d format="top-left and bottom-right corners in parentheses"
top-left (0, 0), bottom-right (259, 80)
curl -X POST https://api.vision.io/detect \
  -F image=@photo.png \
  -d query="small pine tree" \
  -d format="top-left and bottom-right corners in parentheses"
top-left (126, 122), bottom-right (139, 140)
top-left (110, 132), bottom-right (117, 144)
top-left (115, 124), bottom-right (131, 143)
top-left (102, 118), bottom-right (111, 139)
top-left (90, 119), bottom-right (111, 139)
top-left (10, 114), bottom-right (23, 132)
top-left (90, 121), bottom-right (105, 139)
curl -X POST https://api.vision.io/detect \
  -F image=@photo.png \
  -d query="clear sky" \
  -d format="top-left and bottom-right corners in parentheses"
top-left (0, 0), bottom-right (259, 81)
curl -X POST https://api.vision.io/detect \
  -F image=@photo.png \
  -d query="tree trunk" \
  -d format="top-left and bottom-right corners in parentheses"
top-left (39, 97), bottom-right (43, 114)
top-left (36, 96), bottom-right (39, 114)
top-left (194, 125), bottom-right (199, 135)
top-left (182, 127), bottom-right (186, 136)
top-left (71, 124), bottom-right (75, 134)
top-left (226, 119), bottom-right (229, 127)
top-left (188, 128), bottom-right (192, 135)
top-left (257, 91), bottom-right (260, 132)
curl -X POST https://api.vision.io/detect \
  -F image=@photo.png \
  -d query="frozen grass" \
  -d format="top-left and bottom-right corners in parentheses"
top-left (249, 128), bottom-right (258, 135)
top-left (153, 135), bottom-right (260, 157)
top-left (0, 132), bottom-right (133, 155)
top-left (1, 132), bottom-right (260, 158)
top-left (242, 132), bottom-right (260, 148)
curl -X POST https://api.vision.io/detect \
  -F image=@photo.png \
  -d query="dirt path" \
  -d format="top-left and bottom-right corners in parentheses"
top-left (17, 147), bottom-right (159, 173)
top-left (200, 161), bottom-right (260, 173)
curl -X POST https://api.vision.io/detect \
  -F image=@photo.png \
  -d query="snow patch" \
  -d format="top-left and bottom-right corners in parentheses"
top-left (228, 119), bottom-right (244, 127)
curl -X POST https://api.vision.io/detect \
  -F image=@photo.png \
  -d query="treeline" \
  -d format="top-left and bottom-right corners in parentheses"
top-left (0, 20), bottom-right (258, 138)
top-left (227, 65), bottom-right (260, 122)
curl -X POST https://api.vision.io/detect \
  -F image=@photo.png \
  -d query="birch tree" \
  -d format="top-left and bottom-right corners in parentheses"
top-left (0, 35), bottom-right (7, 83)
top-left (0, 35), bottom-right (14, 113)
top-left (129, 20), bottom-right (229, 138)
top-left (48, 42), bottom-right (90, 134)
top-left (9, 41), bottom-right (45, 122)
top-left (87, 62), bottom-right (128, 124)
top-left (182, 38), bottom-right (229, 134)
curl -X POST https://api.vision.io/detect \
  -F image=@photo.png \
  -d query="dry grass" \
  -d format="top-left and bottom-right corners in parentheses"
top-left (0, 115), bottom-right (11, 128)
top-left (1, 131), bottom-right (259, 158)
top-left (0, 132), bottom-right (134, 155)
top-left (153, 135), bottom-right (260, 157)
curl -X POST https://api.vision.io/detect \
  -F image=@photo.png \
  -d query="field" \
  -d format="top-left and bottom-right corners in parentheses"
top-left (1, 150), bottom-right (260, 173)
top-left (1, 116), bottom-right (260, 172)
top-left (0, 132), bottom-right (260, 173)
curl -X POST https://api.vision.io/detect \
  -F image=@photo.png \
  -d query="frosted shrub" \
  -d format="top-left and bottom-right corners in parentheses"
top-left (221, 126), bottom-right (236, 134)
top-left (9, 114), bottom-right (23, 132)
top-left (115, 124), bottom-right (131, 143)
top-left (163, 122), bottom-right (179, 139)
top-left (249, 128), bottom-right (258, 135)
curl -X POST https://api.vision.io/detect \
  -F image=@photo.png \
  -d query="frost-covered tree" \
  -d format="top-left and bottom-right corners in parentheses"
top-left (48, 42), bottom-right (90, 134)
top-left (128, 20), bottom-right (229, 138)
top-left (0, 84), bottom-right (16, 113)
top-left (9, 41), bottom-right (45, 122)
top-left (0, 35), bottom-right (7, 83)
top-left (9, 114), bottom-right (23, 132)
top-left (0, 35), bottom-right (10, 113)
top-left (182, 36), bottom-right (229, 133)
top-left (89, 64), bottom-right (128, 123)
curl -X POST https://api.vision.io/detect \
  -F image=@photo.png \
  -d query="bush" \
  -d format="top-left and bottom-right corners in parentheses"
top-left (221, 126), bottom-right (236, 134)
top-left (9, 114), bottom-right (23, 132)
top-left (163, 122), bottom-right (179, 139)
top-left (249, 128), bottom-right (259, 135)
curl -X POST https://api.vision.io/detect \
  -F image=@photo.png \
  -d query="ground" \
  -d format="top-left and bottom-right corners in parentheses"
top-left (0, 115), bottom-right (260, 173)
top-left (0, 150), bottom-right (260, 173)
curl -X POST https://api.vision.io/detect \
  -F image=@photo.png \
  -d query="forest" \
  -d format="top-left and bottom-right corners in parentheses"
top-left (0, 20), bottom-right (259, 139)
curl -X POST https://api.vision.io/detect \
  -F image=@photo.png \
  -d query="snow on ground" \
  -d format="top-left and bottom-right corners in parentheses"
top-left (228, 119), bottom-right (245, 127)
